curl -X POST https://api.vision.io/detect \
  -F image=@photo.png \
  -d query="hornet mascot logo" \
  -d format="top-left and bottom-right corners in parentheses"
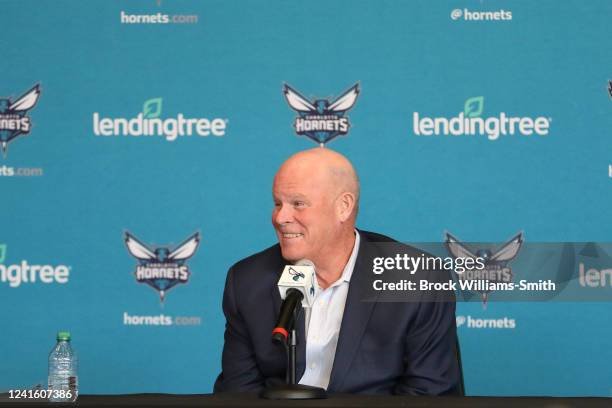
top-left (288, 266), bottom-right (305, 281)
top-left (288, 266), bottom-right (315, 297)
top-left (125, 232), bottom-right (200, 303)
top-left (0, 84), bottom-right (41, 157)
top-left (283, 83), bottom-right (359, 146)
top-left (446, 232), bottom-right (523, 307)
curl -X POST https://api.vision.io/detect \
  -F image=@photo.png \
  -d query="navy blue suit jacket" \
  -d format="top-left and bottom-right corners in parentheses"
top-left (214, 231), bottom-right (460, 395)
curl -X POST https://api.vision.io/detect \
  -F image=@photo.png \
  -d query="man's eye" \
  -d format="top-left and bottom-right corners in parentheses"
top-left (294, 201), bottom-right (306, 208)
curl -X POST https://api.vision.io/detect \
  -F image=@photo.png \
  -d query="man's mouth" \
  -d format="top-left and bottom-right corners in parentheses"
top-left (281, 233), bottom-right (304, 239)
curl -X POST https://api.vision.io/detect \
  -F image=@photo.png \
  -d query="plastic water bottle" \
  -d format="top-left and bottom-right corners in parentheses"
top-left (48, 331), bottom-right (78, 402)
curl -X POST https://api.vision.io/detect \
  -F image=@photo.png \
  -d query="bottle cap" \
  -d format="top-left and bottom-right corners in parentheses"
top-left (57, 331), bottom-right (71, 341)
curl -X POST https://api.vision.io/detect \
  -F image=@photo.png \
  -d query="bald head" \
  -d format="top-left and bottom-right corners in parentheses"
top-left (275, 148), bottom-right (360, 214)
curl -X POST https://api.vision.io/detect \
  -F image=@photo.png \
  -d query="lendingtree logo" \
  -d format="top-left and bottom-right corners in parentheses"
top-left (93, 97), bottom-right (227, 141)
top-left (143, 98), bottom-right (163, 118)
top-left (0, 244), bottom-right (71, 287)
top-left (413, 96), bottom-right (551, 141)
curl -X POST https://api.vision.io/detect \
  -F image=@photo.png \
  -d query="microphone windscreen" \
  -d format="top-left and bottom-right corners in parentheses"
top-left (295, 259), bottom-right (314, 267)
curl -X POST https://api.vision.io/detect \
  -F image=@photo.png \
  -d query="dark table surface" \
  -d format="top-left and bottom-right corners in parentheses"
top-left (1, 393), bottom-right (611, 408)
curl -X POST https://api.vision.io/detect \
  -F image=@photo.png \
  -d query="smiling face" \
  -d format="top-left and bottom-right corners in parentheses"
top-left (272, 160), bottom-right (339, 263)
top-left (271, 149), bottom-right (359, 265)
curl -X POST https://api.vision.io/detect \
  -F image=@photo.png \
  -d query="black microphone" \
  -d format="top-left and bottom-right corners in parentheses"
top-left (272, 289), bottom-right (304, 343)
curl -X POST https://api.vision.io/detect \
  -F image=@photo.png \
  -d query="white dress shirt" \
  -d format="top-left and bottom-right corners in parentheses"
top-left (298, 231), bottom-right (360, 390)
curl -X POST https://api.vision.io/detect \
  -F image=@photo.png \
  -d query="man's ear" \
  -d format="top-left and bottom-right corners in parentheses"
top-left (336, 192), bottom-right (356, 222)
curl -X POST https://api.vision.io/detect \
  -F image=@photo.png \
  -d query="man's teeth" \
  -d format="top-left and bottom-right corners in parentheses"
top-left (283, 233), bottom-right (303, 238)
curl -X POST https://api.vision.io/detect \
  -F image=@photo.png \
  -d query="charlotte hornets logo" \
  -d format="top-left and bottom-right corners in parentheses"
top-left (0, 84), bottom-right (41, 156)
top-left (125, 232), bottom-right (200, 303)
top-left (283, 83), bottom-right (359, 146)
top-left (288, 266), bottom-right (305, 281)
top-left (446, 232), bottom-right (523, 306)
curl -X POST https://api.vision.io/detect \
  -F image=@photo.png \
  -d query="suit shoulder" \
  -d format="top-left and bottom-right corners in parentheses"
top-left (359, 230), bottom-right (398, 243)
top-left (359, 230), bottom-right (434, 258)
top-left (229, 243), bottom-right (284, 279)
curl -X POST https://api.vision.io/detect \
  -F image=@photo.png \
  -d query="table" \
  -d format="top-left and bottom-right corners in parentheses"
top-left (1, 392), bottom-right (611, 407)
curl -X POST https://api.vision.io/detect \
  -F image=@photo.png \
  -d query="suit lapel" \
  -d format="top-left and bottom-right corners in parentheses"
top-left (328, 235), bottom-right (380, 390)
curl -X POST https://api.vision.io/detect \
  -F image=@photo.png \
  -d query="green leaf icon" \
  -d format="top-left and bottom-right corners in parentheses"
top-left (143, 98), bottom-right (163, 119)
top-left (0, 244), bottom-right (6, 264)
top-left (464, 96), bottom-right (484, 118)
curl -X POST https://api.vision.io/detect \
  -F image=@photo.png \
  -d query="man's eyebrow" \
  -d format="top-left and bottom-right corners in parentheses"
top-left (272, 194), bottom-right (310, 201)
top-left (290, 194), bottom-right (309, 201)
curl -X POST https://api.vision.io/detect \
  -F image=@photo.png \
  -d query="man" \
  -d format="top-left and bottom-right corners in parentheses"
top-left (214, 148), bottom-right (460, 395)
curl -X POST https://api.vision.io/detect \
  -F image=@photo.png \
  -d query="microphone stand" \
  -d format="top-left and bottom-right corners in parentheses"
top-left (261, 305), bottom-right (327, 400)
top-left (288, 308), bottom-right (298, 385)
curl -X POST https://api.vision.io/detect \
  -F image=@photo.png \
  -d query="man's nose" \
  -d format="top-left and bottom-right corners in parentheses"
top-left (274, 204), bottom-right (294, 225)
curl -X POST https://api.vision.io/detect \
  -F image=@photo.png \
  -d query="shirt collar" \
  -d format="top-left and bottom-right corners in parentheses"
top-left (329, 230), bottom-right (360, 287)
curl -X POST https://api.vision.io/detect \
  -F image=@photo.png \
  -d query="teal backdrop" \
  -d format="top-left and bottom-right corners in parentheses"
top-left (1, 0), bottom-right (612, 397)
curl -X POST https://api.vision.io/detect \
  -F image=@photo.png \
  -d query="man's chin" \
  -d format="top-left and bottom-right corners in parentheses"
top-left (279, 247), bottom-right (306, 263)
